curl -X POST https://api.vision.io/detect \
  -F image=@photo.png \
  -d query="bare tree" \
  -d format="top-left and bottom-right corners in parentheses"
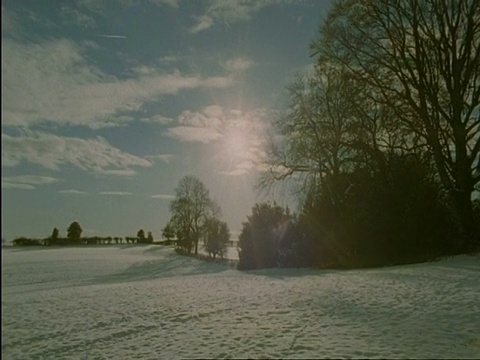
top-left (313, 0), bottom-right (480, 237)
top-left (263, 61), bottom-right (405, 205)
top-left (169, 176), bottom-right (220, 255)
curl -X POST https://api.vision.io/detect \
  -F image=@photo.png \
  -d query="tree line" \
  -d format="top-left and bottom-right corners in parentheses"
top-left (11, 222), bottom-right (155, 247)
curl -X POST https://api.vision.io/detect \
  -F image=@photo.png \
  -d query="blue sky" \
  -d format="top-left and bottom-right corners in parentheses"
top-left (2, 0), bottom-right (331, 241)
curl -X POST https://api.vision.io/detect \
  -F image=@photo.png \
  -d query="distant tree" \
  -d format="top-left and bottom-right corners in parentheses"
top-left (67, 221), bottom-right (82, 242)
top-left (51, 227), bottom-right (59, 239)
top-left (147, 231), bottom-right (154, 244)
top-left (137, 229), bottom-right (146, 243)
top-left (238, 202), bottom-right (293, 270)
top-left (204, 218), bottom-right (230, 260)
top-left (162, 223), bottom-right (175, 244)
top-left (168, 176), bottom-right (220, 255)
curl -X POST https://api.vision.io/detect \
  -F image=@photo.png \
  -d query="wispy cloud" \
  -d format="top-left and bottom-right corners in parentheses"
top-left (189, 1), bottom-right (258, 33)
top-left (222, 58), bottom-right (253, 73)
top-left (99, 191), bottom-right (132, 196)
top-left (188, 0), bottom-right (313, 34)
top-left (189, 0), bottom-right (287, 34)
top-left (2, 182), bottom-right (35, 190)
top-left (167, 126), bottom-right (223, 143)
top-left (2, 175), bottom-right (62, 185)
top-left (2, 39), bottom-right (237, 129)
top-left (2, 175), bottom-right (61, 190)
top-left (59, 189), bottom-right (88, 195)
top-left (139, 114), bottom-right (173, 125)
top-left (166, 105), bottom-right (223, 143)
top-left (190, 15), bottom-right (215, 34)
top-left (96, 34), bottom-right (127, 39)
top-left (151, 194), bottom-right (175, 200)
top-left (60, 5), bottom-right (96, 28)
top-left (2, 132), bottom-right (152, 175)
top-left (145, 154), bottom-right (175, 163)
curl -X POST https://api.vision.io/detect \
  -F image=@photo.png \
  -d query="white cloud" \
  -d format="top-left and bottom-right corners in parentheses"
top-left (2, 39), bottom-right (236, 128)
top-left (96, 34), bottom-right (127, 39)
top-left (166, 126), bottom-right (222, 143)
top-left (219, 168), bottom-right (249, 176)
top-left (59, 189), bottom-right (88, 195)
top-left (189, 15), bottom-right (215, 34)
top-left (223, 58), bottom-right (252, 73)
top-left (60, 6), bottom-right (96, 28)
top-left (1, 175), bottom-right (61, 190)
top-left (145, 154), bottom-right (175, 163)
top-left (189, 1), bottom-right (260, 33)
top-left (167, 105), bottom-right (227, 143)
top-left (188, 0), bottom-right (312, 34)
top-left (2, 182), bottom-right (35, 190)
top-left (140, 114), bottom-right (173, 125)
top-left (2, 132), bottom-right (152, 175)
top-left (2, 175), bottom-right (62, 185)
top-left (151, 194), bottom-right (175, 200)
top-left (189, 0), bottom-right (287, 34)
top-left (99, 191), bottom-right (132, 196)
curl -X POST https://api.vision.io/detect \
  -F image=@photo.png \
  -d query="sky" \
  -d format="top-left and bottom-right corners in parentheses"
top-left (1, 0), bottom-right (332, 241)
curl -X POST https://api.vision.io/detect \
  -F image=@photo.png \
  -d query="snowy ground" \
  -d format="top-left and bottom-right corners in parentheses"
top-left (2, 245), bottom-right (480, 359)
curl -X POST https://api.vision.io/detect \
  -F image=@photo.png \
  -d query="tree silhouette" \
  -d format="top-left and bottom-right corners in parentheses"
top-left (67, 221), bottom-right (82, 241)
top-left (137, 229), bottom-right (146, 242)
top-left (51, 227), bottom-right (59, 239)
top-left (238, 202), bottom-right (292, 270)
top-left (147, 231), bottom-right (153, 244)
top-left (162, 223), bottom-right (175, 243)
top-left (204, 218), bottom-right (230, 260)
top-left (168, 176), bottom-right (220, 255)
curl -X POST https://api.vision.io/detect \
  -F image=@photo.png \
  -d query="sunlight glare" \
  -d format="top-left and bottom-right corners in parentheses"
top-left (224, 128), bottom-right (250, 161)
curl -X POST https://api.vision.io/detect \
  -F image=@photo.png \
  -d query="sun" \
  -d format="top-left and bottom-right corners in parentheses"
top-left (209, 125), bottom-right (259, 177)
top-left (223, 128), bottom-right (251, 161)
top-left (207, 111), bottom-right (267, 177)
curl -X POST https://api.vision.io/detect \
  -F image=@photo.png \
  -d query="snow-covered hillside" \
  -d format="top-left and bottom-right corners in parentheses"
top-left (2, 245), bottom-right (479, 359)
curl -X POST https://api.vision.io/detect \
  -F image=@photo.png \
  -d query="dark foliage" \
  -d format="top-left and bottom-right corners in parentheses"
top-left (162, 223), bottom-right (175, 242)
top-left (301, 154), bottom-right (459, 268)
top-left (237, 202), bottom-right (293, 270)
top-left (147, 231), bottom-right (154, 244)
top-left (204, 218), bottom-right (229, 260)
top-left (51, 227), bottom-right (59, 239)
top-left (67, 221), bottom-right (82, 241)
top-left (12, 237), bottom-right (42, 246)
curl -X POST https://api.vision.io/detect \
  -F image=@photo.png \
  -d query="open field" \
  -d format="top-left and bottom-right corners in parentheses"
top-left (2, 245), bottom-right (480, 359)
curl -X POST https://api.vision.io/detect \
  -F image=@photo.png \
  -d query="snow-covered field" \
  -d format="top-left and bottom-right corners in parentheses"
top-left (2, 245), bottom-right (480, 359)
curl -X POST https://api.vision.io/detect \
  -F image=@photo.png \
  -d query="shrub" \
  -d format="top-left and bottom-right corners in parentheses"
top-left (237, 202), bottom-right (292, 270)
